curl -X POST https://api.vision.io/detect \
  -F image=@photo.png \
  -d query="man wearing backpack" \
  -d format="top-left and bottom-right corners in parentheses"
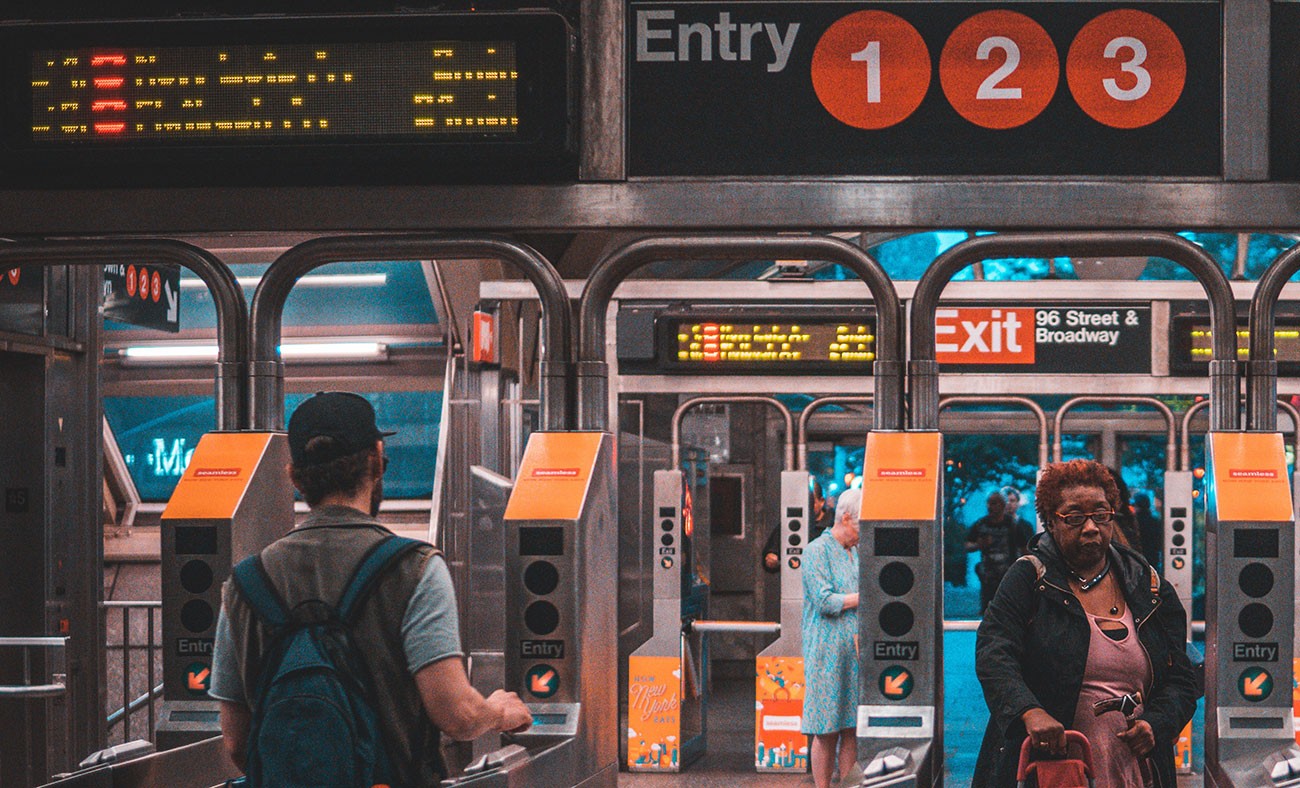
top-left (209, 391), bottom-right (532, 787)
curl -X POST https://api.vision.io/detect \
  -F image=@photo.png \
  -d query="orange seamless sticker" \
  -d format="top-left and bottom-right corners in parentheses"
top-left (627, 655), bottom-right (683, 770)
top-left (756, 656), bottom-right (808, 771)
top-left (161, 432), bottom-right (276, 520)
top-left (861, 432), bottom-right (942, 521)
top-left (1209, 433), bottom-right (1293, 522)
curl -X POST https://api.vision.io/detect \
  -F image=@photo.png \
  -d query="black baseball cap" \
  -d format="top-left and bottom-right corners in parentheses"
top-left (287, 391), bottom-right (395, 468)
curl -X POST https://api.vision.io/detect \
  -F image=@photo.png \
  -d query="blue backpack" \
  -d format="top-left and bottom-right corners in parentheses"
top-left (232, 535), bottom-right (422, 788)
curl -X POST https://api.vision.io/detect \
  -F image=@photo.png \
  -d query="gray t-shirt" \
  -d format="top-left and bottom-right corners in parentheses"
top-left (209, 553), bottom-right (462, 704)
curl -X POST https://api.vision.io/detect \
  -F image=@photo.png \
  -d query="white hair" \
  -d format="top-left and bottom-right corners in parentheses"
top-left (834, 486), bottom-right (863, 525)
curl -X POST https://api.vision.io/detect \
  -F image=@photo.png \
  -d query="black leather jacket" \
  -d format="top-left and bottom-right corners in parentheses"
top-left (972, 532), bottom-right (1198, 788)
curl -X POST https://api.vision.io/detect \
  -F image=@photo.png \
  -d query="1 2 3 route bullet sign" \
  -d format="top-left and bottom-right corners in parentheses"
top-left (629, 2), bottom-right (1219, 176)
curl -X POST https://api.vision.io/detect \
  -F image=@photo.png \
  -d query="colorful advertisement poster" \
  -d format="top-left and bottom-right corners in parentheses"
top-left (628, 655), bottom-right (683, 770)
top-left (756, 656), bottom-right (809, 771)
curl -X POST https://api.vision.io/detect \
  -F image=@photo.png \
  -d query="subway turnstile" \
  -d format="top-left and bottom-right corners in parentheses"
top-left (754, 470), bottom-right (811, 773)
top-left (1204, 433), bottom-right (1300, 786)
top-left (447, 431), bottom-right (618, 787)
top-left (857, 431), bottom-right (943, 788)
top-left (156, 432), bottom-right (293, 749)
top-left (627, 468), bottom-right (708, 772)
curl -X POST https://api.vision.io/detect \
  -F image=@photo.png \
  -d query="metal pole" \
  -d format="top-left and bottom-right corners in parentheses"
top-left (670, 396), bottom-right (795, 470)
top-left (797, 396), bottom-right (874, 470)
top-left (687, 620), bottom-right (781, 635)
top-left (1051, 396), bottom-right (1177, 473)
top-left (249, 235), bottom-right (572, 431)
top-left (1179, 400), bottom-right (1211, 471)
top-left (577, 236), bottom-right (903, 432)
top-left (1247, 241), bottom-right (1300, 431)
top-left (0, 240), bottom-right (248, 430)
top-left (911, 232), bottom-right (1237, 431)
top-left (938, 396), bottom-right (1050, 470)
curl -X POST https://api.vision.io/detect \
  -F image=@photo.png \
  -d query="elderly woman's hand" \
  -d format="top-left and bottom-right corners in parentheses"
top-left (1021, 708), bottom-right (1066, 755)
top-left (1116, 718), bottom-right (1155, 756)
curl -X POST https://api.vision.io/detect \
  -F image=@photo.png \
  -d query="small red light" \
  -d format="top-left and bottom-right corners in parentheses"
top-left (94, 122), bottom-right (125, 135)
top-left (93, 77), bottom-right (124, 89)
top-left (92, 100), bottom-right (127, 112)
top-left (91, 54), bottom-right (127, 67)
top-left (59, 619), bottom-right (70, 634)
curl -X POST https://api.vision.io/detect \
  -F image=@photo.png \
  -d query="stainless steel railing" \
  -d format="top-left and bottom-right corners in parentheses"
top-left (104, 601), bottom-right (162, 744)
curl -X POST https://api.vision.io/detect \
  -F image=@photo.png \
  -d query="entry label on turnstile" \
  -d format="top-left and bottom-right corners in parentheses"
top-left (861, 432), bottom-right (941, 522)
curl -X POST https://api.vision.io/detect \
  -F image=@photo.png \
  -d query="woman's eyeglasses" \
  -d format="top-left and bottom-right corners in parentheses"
top-left (1054, 510), bottom-right (1115, 528)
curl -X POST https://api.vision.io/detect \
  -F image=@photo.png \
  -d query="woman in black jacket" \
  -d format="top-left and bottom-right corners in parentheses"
top-left (973, 459), bottom-right (1197, 788)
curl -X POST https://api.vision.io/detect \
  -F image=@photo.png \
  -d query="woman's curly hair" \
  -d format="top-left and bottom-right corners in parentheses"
top-left (289, 436), bottom-right (378, 506)
top-left (1035, 459), bottom-right (1120, 525)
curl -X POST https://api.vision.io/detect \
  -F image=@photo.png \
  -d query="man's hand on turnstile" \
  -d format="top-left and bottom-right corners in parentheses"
top-left (764, 552), bottom-right (779, 571)
top-left (488, 689), bottom-right (533, 733)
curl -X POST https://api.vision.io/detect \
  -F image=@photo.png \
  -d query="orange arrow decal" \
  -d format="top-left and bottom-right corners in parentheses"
top-left (188, 667), bottom-right (211, 690)
top-left (1243, 673), bottom-right (1267, 697)
top-left (883, 672), bottom-right (909, 696)
top-left (529, 669), bottom-right (555, 694)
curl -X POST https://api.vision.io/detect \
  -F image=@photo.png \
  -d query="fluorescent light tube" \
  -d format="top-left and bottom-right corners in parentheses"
top-left (120, 341), bottom-right (387, 364)
top-left (178, 273), bottom-right (388, 290)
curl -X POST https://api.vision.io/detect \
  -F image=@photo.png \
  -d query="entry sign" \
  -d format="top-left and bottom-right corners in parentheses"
top-left (629, 2), bottom-right (1219, 176)
top-left (103, 263), bottom-right (180, 332)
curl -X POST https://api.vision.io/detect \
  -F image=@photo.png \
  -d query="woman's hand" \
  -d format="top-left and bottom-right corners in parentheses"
top-left (842, 593), bottom-right (859, 611)
top-left (1116, 718), bottom-right (1155, 757)
top-left (1021, 708), bottom-right (1066, 755)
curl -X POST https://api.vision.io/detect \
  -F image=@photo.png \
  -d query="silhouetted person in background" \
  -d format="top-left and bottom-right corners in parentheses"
top-left (1001, 485), bottom-right (1035, 555)
top-left (765, 480), bottom-right (832, 573)
top-left (1107, 467), bottom-right (1142, 553)
top-left (966, 492), bottom-right (1026, 614)
top-left (1133, 493), bottom-right (1162, 572)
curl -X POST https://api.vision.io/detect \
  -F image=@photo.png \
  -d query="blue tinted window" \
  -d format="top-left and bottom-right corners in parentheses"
top-left (104, 391), bottom-right (440, 502)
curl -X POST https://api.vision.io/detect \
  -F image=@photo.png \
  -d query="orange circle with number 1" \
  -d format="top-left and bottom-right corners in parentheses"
top-left (811, 11), bottom-right (931, 130)
top-left (940, 11), bottom-right (1058, 129)
top-left (1067, 10), bottom-right (1185, 129)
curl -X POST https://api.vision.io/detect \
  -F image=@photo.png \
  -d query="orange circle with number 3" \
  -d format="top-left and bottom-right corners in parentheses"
top-left (811, 11), bottom-right (931, 130)
top-left (1067, 10), bottom-right (1185, 129)
top-left (939, 11), bottom-right (1058, 129)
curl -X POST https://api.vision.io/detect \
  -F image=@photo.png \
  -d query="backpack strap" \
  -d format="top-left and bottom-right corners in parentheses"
top-left (1017, 553), bottom-right (1047, 583)
top-left (232, 554), bottom-right (290, 629)
top-left (337, 535), bottom-right (427, 623)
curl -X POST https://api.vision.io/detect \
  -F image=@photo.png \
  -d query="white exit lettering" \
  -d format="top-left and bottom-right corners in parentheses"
top-left (635, 10), bottom-right (800, 73)
top-left (934, 307), bottom-right (1035, 364)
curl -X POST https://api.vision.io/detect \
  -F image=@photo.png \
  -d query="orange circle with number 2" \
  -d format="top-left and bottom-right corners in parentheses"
top-left (811, 11), bottom-right (931, 130)
top-left (1067, 10), bottom-right (1185, 129)
top-left (940, 11), bottom-right (1058, 130)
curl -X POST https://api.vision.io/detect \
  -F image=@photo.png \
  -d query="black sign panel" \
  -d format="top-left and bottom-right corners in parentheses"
top-left (103, 263), bottom-right (181, 332)
top-left (1272, 4), bottom-right (1300, 180)
top-left (629, 2), bottom-right (1220, 176)
top-left (0, 266), bottom-right (44, 335)
top-left (936, 304), bottom-right (1150, 373)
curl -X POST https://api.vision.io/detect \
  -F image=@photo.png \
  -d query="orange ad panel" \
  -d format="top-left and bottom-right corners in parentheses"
top-left (756, 656), bottom-right (809, 771)
top-left (1210, 433), bottom-right (1294, 522)
top-left (627, 655), bottom-right (682, 770)
top-left (161, 432), bottom-right (274, 520)
top-left (861, 432), bottom-right (942, 521)
top-left (505, 432), bottom-right (604, 521)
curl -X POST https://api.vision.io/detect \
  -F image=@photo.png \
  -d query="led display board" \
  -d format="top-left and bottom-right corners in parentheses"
top-left (1169, 306), bottom-right (1300, 376)
top-left (31, 40), bottom-right (519, 143)
top-left (0, 12), bottom-right (574, 184)
top-left (655, 308), bottom-right (876, 373)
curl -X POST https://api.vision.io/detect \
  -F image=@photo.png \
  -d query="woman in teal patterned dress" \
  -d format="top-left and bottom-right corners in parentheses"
top-left (801, 486), bottom-right (862, 788)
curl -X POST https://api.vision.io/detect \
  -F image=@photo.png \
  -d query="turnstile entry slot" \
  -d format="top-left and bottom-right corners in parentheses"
top-left (1205, 432), bottom-right (1300, 786)
top-left (156, 432), bottom-right (294, 750)
top-left (499, 432), bottom-right (617, 787)
top-left (857, 431), bottom-right (943, 788)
